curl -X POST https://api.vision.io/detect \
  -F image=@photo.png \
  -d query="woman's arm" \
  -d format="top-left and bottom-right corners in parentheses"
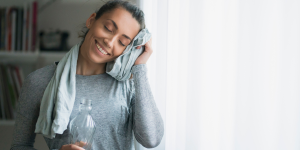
top-left (10, 73), bottom-right (40, 150)
top-left (11, 65), bottom-right (56, 150)
top-left (10, 113), bottom-right (37, 150)
top-left (131, 64), bottom-right (164, 148)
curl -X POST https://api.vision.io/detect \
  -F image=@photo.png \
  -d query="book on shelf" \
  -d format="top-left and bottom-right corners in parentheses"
top-left (0, 64), bottom-right (24, 120)
top-left (17, 8), bottom-right (23, 51)
top-left (0, 8), bottom-right (5, 50)
top-left (22, 3), bottom-right (27, 51)
top-left (32, 1), bottom-right (37, 52)
top-left (0, 1), bottom-right (38, 53)
top-left (12, 67), bottom-right (21, 96)
top-left (0, 66), bottom-right (5, 119)
top-left (11, 8), bottom-right (17, 52)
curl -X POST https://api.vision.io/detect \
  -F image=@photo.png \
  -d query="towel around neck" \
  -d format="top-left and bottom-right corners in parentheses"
top-left (34, 28), bottom-right (151, 139)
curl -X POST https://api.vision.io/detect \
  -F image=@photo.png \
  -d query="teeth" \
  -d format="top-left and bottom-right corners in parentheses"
top-left (96, 43), bottom-right (108, 55)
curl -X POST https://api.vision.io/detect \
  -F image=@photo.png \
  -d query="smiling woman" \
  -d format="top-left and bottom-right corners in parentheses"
top-left (80, 7), bottom-right (140, 65)
top-left (77, 2), bottom-right (144, 75)
top-left (10, 1), bottom-right (164, 150)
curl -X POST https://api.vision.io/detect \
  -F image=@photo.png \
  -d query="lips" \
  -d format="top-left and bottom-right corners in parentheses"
top-left (95, 39), bottom-right (110, 55)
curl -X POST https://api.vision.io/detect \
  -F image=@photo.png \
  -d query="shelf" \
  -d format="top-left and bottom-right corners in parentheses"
top-left (0, 0), bottom-right (35, 7)
top-left (0, 51), bottom-right (67, 64)
top-left (40, 51), bottom-right (67, 59)
top-left (0, 51), bottom-right (39, 64)
top-left (0, 120), bottom-right (15, 126)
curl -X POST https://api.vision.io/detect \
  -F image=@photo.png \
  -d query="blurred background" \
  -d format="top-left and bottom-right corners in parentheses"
top-left (0, 0), bottom-right (300, 150)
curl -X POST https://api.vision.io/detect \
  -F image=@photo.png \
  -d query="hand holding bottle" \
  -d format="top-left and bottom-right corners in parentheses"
top-left (59, 144), bottom-right (85, 150)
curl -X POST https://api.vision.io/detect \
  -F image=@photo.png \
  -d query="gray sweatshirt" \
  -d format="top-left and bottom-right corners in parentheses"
top-left (10, 63), bottom-right (164, 150)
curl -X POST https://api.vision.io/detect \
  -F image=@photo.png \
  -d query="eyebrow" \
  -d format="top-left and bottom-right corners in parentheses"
top-left (107, 19), bottom-right (132, 41)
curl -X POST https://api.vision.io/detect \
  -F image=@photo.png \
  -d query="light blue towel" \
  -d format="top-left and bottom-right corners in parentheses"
top-left (35, 28), bottom-right (151, 139)
top-left (106, 28), bottom-right (151, 81)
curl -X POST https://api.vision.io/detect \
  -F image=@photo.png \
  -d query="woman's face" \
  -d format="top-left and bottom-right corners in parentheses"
top-left (81, 8), bottom-right (140, 64)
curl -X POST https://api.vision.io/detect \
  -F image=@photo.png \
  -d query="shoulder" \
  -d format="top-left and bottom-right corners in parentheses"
top-left (17, 63), bottom-right (57, 118)
top-left (27, 63), bottom-right (56, 82)
top-left (23, 63), bottom-right (56, 91)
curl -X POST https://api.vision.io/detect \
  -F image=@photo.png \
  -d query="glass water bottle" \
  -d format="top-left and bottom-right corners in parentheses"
top-left (69, 99), bottom-right (96, 150)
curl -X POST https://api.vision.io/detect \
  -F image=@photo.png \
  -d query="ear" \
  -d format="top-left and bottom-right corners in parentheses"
top-left (86, 13), bottom-right (97, 29)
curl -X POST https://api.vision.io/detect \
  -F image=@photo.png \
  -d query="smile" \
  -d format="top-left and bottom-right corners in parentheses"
top-left (95, 40), bottom-right (109, 55)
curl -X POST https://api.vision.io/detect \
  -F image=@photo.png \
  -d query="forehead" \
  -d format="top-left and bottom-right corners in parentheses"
top-left (99, 8), bottom-right (140, 39)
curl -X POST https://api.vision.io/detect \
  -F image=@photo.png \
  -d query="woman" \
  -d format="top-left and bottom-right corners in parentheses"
top-left (10, 1), bottom-right (164, 150)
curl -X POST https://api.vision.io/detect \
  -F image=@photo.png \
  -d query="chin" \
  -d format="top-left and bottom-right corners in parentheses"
top-left (89, 52), bottom-right (113, 64)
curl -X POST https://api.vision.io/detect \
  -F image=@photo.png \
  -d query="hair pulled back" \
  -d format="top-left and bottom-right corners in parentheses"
top-left (80, 0), bottom-right (145, 40)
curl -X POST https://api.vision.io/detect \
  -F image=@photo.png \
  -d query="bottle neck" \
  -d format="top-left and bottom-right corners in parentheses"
top-left (79, 99), bottom-right (92, 112)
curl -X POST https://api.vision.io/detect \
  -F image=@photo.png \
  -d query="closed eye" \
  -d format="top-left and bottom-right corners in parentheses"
top-left (104, 26), bottom-right (112, 32)
top-left (119, 40), bottom-right (125, 46)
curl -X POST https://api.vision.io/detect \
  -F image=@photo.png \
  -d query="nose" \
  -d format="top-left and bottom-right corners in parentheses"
top-left (103, 35), bottom-right (117, 49)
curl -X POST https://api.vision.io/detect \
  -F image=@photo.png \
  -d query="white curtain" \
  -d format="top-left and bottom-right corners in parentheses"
top-left (137, 0), bottom-right (300, 150)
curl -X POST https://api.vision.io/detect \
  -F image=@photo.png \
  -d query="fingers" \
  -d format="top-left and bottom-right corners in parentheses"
top-left (137, 38), bottom-right (152, 49)
top-left (75, 141), bottom-right (87, 147)
top-left (146, 38), bottom-right (152, 46)
top-left (71, 145), bottom-right (85, 150)
top-left (59, 144), bottom-right (85, 150)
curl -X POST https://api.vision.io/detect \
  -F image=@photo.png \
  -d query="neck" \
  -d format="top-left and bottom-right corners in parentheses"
top-left (76, 47), bottom-right (106, 76)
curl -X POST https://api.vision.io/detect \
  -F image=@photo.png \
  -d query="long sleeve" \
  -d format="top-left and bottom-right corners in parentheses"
top-left (131, 64), bottom-right (164, 148)
top-left (10, 113), bottom-right (37, 150)
top-left (10, 74), bottom-right (39, 150)
top-left (11, 64), bottom-right (56, 150)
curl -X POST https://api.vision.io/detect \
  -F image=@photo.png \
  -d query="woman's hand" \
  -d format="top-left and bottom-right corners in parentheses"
top-left (134, 38), bottom-right (153, 65)
top-left (59, 144), bottom-right (85, 150)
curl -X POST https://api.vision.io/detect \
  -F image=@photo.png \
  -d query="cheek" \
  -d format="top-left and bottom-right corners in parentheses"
top-left (114, 47), bottom-right (126, 56)
top-left (92, 26), bottom-right (107, 38)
